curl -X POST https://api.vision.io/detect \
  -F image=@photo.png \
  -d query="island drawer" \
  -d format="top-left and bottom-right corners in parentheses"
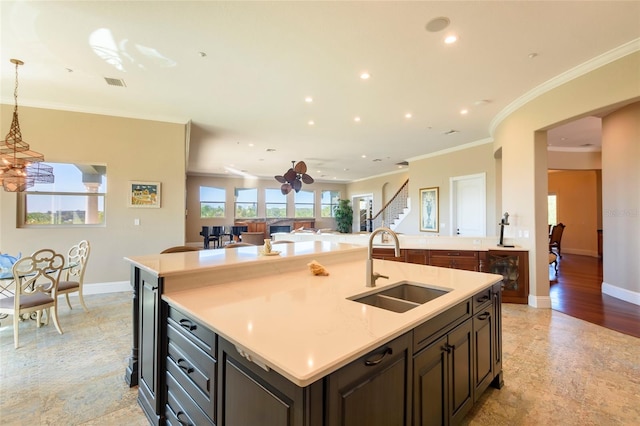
top-left (166, 371), bottom-right (215, 426)
top-left (167, 324), bottom-right (216, 421)
top-left (413, 298), bottom-right (472, 352)
top-left (472, 288), bottom-right (492, 313)
top-left (429, 250), bottom-right (478, 259)
top-left (168, 305), bottom-right (216, 357)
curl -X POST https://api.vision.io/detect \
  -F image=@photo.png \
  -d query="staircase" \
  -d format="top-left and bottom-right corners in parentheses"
top-left (369, 179), bottom-right (410, 231)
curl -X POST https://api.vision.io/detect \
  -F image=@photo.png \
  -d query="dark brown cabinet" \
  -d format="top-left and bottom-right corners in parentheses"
top-left (429, 250), bottom-right (479, 272)
top-left (218, 337), bottom-right (318, 426)
top-left (165, 306), bottom-right (217, 426)
top-left (486, 250), bottom-right (529, 304)
top-left (372, 247), bottom-right (406, 262)
top-left (406, 249), bottom-right (430, 265)
top-left (137, 269), bottom-right (164, 425)
top-left (326, 333), bottom-right (412, 426)
top-left (413, 319), bottom-right (474, 426)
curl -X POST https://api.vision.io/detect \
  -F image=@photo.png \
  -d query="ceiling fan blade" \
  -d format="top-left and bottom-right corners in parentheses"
top-left (292, 179), bottom-right (302, 192)
top-left (280, 183), bottom-right (292, 194)
top-left (274, 175), bottom-right (286, 183)
top-left (283, 168), bottom-right (297, 182)
top-left (294, 161), bottom-right (307, 174)
top-left (301, 174), bottom-right (314, 184)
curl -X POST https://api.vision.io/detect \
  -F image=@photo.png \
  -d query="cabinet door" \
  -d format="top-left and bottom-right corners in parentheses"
top-left (429, 250), bottom-right (479, 271)
top-left (326, 333), bottom-right (411, 426)
top-left (218, 338), bottom-right (315, 426)
top-left (491, 283), bottom-right (504, 389)
top-left (372, 247), bottom-right (406, 262)
top-left (413, 335), bottom-right (448, 426)
top-left (473, 309), bottom-right (493, 400)
top-left (487, 250), bottom-right (528, 304)
top-left (406, 249), bottom-right (429, 265)
top-left (448, 320), bottom-right (473, 424)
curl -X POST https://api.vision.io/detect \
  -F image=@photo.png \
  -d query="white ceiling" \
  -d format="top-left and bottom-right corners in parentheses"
top-left (1, 1), bottom-right (639, 183)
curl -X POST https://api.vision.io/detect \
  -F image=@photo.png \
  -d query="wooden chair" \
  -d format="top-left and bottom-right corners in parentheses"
top-left (549, 223), bottom-right (566, 258)
top-left (57, 240), bottom-right (91, 312)
top-left (0, 249), bottom-right (64, 348)
top-left (161, 246), bottom-right (201, 254)
top-left (224, 242), bottom-right (255, 249)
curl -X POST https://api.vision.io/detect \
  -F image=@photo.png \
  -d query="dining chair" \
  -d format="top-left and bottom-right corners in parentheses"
top-left (224, 242), bottom-right (255, 249)
top-left (161, 246), bottom-right (201, 254)
top-left (549, 223), bottom-right (566, 258)
top-left (0, 248), bottom-right (65, 348)
top-left (57, 240), bottom-right (91, 312)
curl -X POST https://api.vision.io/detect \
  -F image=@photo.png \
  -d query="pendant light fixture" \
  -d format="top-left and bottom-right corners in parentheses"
top-left (0, 59), bottom-right (54, 192)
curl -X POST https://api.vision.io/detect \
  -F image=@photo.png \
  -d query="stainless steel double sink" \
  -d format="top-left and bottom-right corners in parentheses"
top-left (348, 281), bottom-right (451, 313)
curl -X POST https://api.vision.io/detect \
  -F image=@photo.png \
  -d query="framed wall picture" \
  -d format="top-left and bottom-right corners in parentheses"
top-left (128, 181), bottom-right (161, 208)
top-left (420, 187), bottom-right (439, 232)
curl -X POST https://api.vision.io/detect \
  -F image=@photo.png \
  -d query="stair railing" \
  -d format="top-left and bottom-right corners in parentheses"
top-left (368, 179), bottom-right (409, 231)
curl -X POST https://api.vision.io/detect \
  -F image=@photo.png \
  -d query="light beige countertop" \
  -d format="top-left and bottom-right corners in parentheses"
top-left (159, 242), bottom-right (503, 387)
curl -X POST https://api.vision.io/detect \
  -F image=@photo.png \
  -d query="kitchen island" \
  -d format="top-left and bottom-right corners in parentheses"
top-left (125, 241), bottom-right (504, 425)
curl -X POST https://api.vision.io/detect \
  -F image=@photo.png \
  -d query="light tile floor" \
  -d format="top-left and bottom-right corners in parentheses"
top-left (1, 293), bottom-right (638, 425)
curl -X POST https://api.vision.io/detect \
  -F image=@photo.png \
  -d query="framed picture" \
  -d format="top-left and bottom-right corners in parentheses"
top-left (420, 187), bottom-right (439, 232)
top-left (128, 181), bottom-right (161, 208)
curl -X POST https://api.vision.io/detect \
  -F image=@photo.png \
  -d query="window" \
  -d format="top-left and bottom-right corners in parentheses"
top-left (235, 188), bottom-right (258, 218)
top-left (548, 194), bottom-right (557, 225)
top-left (294, 190), bottom-right (315, 218)
top-left (22, 163), bottom-right (107, 226)
top-left (200, 186), bottom-right (225, 218)
top-left (321, 190), bottom-right (340, 217)
top-left (265, 188), bottom-right (287, 218)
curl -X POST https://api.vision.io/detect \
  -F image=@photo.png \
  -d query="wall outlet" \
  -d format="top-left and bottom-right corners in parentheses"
top-left (523, 230), bottom-right (530, 238)
top-left (134, 218), bottom-right (140, 226)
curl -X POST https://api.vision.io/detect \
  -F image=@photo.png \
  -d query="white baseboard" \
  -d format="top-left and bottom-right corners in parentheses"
top-left (528, 294), bottom-right (552, 308)
top-left (83, 281), bottom-right (131, 295)
top-left (602, 281), bottom-right (640, 306)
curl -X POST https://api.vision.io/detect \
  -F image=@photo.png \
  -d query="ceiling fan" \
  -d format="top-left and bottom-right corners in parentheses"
top-left (274, 160), bottom-right (314, 194)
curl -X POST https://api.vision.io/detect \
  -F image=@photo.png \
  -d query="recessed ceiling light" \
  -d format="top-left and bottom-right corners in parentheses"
top-left (354, 116), bottom-right (361, 122)
top-left (361, 154), bottom-right (367, 158)
top-left (405, 113), bottom-right (412, 119)
top-left (426, 17), bottom-right (450, 32)
top-left (444, 35), bottom-right (458, 44)
top-left (360, 72), bottom-right (370, 80)
top-left (460, 109), bottom-right (468, 115)
top-left (305, 96), bottom-right (313, 103)
top-left (248, 143), bottom-right (254, 147)
top-left (308, 120), bottom-right (315, 126)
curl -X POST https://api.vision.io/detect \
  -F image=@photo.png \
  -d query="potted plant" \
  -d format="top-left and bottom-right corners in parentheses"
top-left (334, 199), bottom-right (353, 233)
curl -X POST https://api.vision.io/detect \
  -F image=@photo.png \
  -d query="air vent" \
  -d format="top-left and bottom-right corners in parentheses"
top-left (443, 129), bottom-right (459, 135)
top-left (396, 161), bottom-right (409, 166)
top-left (104, 77), bottom-right (126, 87)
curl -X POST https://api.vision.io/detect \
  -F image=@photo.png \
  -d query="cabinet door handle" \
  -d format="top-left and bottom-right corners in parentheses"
top-left (448, 252), bottom-right (461, 256)
top-left (364, 347), bottom-right (393, 366)
top-left (177, 358), bottom-right (194, 374)
top-left (442, 344), bottom-right (452, 353)
top-left (478, 312), bottom-right (490, 320)
top-left (476, 295), bottom-right (490, 303)
top-left (176, 411), bottom-right (193, 426)
top-left (179, 319), bottom-right (197, 331)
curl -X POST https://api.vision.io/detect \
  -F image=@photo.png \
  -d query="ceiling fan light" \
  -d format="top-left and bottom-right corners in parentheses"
top-left (280, 183), bottom-right (292, 195)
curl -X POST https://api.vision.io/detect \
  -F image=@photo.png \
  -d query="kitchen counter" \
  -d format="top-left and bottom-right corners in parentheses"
top-left (160, 243), bottom-right (503, 386)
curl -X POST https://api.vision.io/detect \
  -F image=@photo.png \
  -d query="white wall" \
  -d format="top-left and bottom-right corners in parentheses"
top-left (494, 50), bottom-right (640, 307)
top-left (0, 105), bottom-right (187, 287)
top-left (601, 102), bottom-right (640, 304)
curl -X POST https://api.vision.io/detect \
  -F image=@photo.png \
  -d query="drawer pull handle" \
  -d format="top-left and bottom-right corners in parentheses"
top-left (448, 252), bottom-right (461, 256)
top-left (478, 312), bottom-right (490, 320)
top-left (476, 295), bottom-right (490, 303)
top-left (179, 319), bottom-right (197, 331)
top-left (442, 343), bottom-right (455, 353)
top-left (177, 358), bottom-right (194, 374)
top-left (365, 347), bottom-right (393, 366)
top-left (176, 411), bottom-right (193, 426)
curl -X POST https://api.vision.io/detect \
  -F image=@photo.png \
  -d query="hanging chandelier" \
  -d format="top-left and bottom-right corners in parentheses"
top-left (0, 59), bottom-right (54, 192)
top-left (274, 160), bottom-right (314, 194)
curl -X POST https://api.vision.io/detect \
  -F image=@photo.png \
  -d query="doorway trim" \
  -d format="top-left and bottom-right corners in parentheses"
top-left (351, 193), bottom-right (373, 233)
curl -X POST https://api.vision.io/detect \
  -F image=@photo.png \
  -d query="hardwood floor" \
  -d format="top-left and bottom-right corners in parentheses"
top-left (549, 253), bottom-right (640, 338)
